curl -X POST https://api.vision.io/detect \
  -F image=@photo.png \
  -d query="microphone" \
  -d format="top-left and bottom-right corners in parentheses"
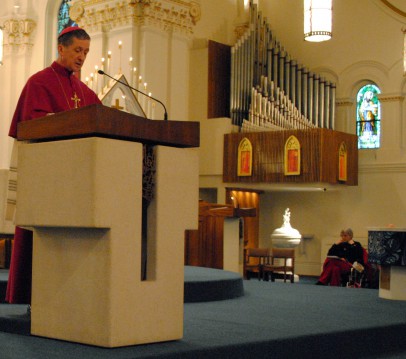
top-left (97, 69), bottom-right (168, 121)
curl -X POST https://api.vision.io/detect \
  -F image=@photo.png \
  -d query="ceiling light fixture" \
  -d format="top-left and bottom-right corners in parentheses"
top-left (304, 0), bottom-right (332, 42)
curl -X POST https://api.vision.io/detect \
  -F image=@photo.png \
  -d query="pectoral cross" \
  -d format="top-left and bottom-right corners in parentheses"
top-left (111, 98), bottom-right (124, 110)
top-left (71, 92), bottom-right (81, 108)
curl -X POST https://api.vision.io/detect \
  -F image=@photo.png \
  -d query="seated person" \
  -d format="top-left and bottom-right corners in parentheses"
top-left (316, 228), bottom-right (364, 286)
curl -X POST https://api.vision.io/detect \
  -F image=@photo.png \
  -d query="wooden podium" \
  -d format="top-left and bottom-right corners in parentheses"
top-left (15, 104), bottom-right (199, 347)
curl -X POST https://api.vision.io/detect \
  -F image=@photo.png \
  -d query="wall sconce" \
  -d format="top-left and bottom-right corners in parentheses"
top-left (304, 0), bottom-right (332, 42)
top-left (0, 26), bottom-right (3, 66)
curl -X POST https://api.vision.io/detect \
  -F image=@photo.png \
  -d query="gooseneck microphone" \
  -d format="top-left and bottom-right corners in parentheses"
top-left (97, 69), bottom-right (168, 121)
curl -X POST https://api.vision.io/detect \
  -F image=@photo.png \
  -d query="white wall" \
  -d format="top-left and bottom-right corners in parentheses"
top-left (193, 0), bottom-right (239, 46)
top-left (260, 0), bottom-right (404, 80)
top-left (0, 0), bottom-right (48, 233)
top-left (196, 0), bottom-right (406, 275)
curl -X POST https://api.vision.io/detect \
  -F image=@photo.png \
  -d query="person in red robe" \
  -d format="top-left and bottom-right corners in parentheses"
top-left (316, 228), bottom-right (365, 286)
top-left (6, 26), bottom-right (102, 304)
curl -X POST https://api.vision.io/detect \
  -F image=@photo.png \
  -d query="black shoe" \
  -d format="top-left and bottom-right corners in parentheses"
top-left (315, 281), bottom-right (325, 285)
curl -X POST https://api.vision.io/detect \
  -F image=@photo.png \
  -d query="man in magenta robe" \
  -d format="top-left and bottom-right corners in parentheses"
top-left (6, 27), bottom-right (102, 304)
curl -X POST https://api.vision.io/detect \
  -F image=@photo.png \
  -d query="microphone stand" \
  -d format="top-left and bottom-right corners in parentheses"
top-left (98, 69), bottom-right (168, 121)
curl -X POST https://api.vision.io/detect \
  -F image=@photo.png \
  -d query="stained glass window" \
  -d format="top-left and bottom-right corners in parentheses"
top-left (57, 0), bottom-right (77, 35)
top-left (356, 84), bottom-right (381, 149)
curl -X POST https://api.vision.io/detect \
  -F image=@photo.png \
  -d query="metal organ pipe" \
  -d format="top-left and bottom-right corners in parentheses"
top-left (290, 59), bottom-right (297, 106)
top-left (296, 64), bottom-right (302, 117)
top-left (230, 1), bottom-right (336, 132)
top-left (284, 54), bottom-right (290, 101)
top-left (324, 81), bottom-right (330, 129)
top-left (278, 49), bottom-right (285, 93)
top-left (313, 74), bottom-right (319, 128)
top-left (330, 84), bottom-right (336, 129)
top-left (272, 44), bottom-right (279, 90)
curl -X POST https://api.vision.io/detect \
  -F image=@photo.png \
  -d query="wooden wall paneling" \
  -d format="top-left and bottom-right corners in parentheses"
top-left (223, 129), bottom-right (358, 185)
top-left (185, 195), bottom-right (263, 269)
top-left (185, 201), bottom-right (234, 269)
top-left (226, 189), bottom-right (261, 249)
top-left (203, 217), bottom-right (224, 269)
top-left (208, 40), bottom-right (231, 119)
top-left (184, 229), bottom-right (200, 266)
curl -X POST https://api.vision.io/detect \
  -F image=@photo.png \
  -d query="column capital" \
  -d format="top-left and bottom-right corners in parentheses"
top-left (2, 18), bottom-right (36, 53)
top-left (70, 0), bottom-right (201, 35)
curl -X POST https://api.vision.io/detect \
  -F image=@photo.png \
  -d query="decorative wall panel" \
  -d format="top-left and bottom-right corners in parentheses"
top-left (223, 129), bottom-right (358, 185)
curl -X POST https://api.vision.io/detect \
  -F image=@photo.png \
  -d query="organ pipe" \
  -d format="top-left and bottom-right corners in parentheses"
top-left (230, 0), bottom-right (336, 132)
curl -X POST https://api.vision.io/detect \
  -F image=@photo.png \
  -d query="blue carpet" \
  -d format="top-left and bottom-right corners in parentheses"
top-left (0, 269), bottom-right (8, 281)
top-left (0, 268), bottom-right (405, 358)
top-left (184, 266), bottom-right (244, 302)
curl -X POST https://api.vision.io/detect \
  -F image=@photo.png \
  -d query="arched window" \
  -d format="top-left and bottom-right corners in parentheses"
top-left (57, 0), bottom-right (77, 35)
top-left (356, 83), bottom-right (381, 149)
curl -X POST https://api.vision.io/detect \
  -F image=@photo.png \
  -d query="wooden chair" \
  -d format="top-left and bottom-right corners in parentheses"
top-left (244, 248), bottom-right (270, 280)
top-left (263, 248), bottom-right (295, 283)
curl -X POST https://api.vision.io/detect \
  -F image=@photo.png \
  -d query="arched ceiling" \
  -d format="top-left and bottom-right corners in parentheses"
top-left (380, 0), bottom-right (406, 17)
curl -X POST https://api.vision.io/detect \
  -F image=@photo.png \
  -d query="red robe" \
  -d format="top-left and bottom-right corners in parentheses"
top-left (6, 61), bottom-right (102, 304)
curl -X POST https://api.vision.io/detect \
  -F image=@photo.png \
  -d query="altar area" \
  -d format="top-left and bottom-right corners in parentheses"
top-left (368, 228), bottom-right (406, 301)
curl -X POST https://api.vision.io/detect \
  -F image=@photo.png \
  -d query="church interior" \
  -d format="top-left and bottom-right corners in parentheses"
top-left (1, 0), bottom-right (406, 357)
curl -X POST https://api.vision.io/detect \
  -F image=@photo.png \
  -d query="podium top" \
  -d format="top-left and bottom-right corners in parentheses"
top-left (17, 104), bottom-right (199, 148)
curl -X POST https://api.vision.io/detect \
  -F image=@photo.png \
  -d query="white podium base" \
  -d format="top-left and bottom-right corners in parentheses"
top-left (17, 138), bottom-right (198, 347)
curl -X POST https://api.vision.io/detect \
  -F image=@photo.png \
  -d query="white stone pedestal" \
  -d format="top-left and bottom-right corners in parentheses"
top-left (16, 138), bottom-right (198, 347)
top-left (379, 266), bottom-right (406, 301)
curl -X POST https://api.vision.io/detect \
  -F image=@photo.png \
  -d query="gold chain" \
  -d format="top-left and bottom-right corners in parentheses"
top-left (50, 65), bottom-right (86, 109)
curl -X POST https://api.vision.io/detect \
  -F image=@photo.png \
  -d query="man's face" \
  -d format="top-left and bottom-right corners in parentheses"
top-left (58, 37), bottom-right (90, 72)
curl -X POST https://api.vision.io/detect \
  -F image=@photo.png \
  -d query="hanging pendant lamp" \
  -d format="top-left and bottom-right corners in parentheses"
top-left (304, 0), bottom-right (332, 42)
